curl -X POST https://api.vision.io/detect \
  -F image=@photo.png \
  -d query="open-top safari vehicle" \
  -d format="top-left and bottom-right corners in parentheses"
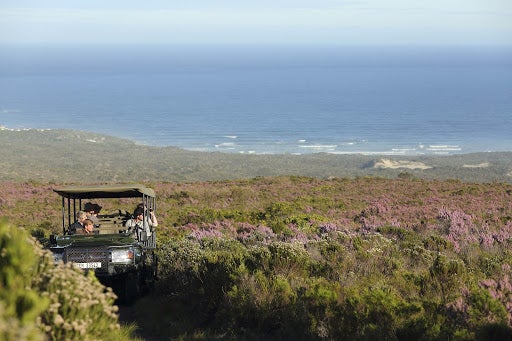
top-left (48, 184), bottom-right (158, 302)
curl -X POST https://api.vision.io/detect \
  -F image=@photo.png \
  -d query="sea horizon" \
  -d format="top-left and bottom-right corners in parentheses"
top-left (1, 44), bottom-right (511, 156)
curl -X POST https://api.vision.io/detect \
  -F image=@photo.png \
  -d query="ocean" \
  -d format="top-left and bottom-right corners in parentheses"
top-left (1, 45), bottom-right (511, 155)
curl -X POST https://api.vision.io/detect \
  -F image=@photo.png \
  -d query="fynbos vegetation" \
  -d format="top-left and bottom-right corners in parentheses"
top-left (0, 221), bottom-right (137, 341)
top-left (2, 176), bottom-right (512, 339)
top-left (2, 128), bottom-right (512, 183)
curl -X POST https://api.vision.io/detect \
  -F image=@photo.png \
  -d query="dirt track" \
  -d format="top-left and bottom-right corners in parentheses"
top-left (118, 303), bottom-right (157, 341)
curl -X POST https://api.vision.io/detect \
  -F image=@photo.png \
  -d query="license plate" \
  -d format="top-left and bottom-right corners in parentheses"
top-left (75, 262), bottom-right (102, 269)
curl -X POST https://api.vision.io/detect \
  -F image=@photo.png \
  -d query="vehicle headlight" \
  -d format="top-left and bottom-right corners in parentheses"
top-left (110, 248), bottom-right (134, 263)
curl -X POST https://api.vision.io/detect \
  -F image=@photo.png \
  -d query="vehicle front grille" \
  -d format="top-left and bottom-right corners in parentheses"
top-left (65, 246), bottom-right (108, 272)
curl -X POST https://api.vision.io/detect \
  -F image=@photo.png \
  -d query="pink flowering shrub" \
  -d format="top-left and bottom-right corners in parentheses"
top-left (5, 177), bottom-right (512, 339)
top-left (236, 222), bottom-right (275, 244)
top-left (437, 208), bottom-right (478, 252)
top-left (479, 265), bottom-right (512, 326)
top-left (186, 223), bottom-right (225, 239)
top-left (4, 177), bottom-right (512, 244)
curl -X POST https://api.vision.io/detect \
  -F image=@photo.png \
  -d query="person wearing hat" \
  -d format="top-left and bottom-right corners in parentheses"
top-left (125, 206), bottom-right (158, 239)
top-left (84, 202), bottom-right (101, 227)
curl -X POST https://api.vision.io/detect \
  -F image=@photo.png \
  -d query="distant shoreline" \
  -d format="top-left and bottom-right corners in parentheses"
top-left (2, 125), bottom-right (511, 157)
top-left (2, 127), bottom-right (512, 183)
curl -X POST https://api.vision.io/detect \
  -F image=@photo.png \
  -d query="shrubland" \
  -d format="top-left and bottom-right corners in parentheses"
top-left (0, 220), bottom-right (138, 340)
top-left (2, 128), bottom-right (512, 183)
top-left (2, 176), bottom-right (512, 339)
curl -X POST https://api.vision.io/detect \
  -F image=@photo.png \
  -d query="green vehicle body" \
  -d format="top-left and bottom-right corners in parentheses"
top-left (49, 184), bottom-right (158, 301)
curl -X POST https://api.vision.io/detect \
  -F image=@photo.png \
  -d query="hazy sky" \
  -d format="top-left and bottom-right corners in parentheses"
top-left (0, 0), bottom-right (511, 45)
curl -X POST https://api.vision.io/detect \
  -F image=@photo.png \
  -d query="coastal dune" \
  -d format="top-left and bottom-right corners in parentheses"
top-left (463, 162), bottom-right (490, 168)
top-left (373, 159), bottom-right (433, 170)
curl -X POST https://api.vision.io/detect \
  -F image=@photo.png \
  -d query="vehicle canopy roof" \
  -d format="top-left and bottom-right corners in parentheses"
top-left (53, 184), bottom-right (155, 199)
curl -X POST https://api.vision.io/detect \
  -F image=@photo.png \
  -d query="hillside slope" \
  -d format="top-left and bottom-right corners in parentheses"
top-left (2, 128), bottom-right (512, 183)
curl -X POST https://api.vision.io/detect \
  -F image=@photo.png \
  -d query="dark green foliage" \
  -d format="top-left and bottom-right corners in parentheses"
top-left (423, 235), bottom-right (453, 253)
top-left (467, 287), bottom-right (508, 328)
top-left (429, 255), bottom-right (465, 303)
top-left (476, 323), bottom-right (512, 341)
top-left (377, 226), bottom-right (416, 242)
top-left (0, 221), bottom-right (136, 341)
top-left (0, 221), bottom-right (47, 340)
top-left (147, 231), bottom-right (512, 339)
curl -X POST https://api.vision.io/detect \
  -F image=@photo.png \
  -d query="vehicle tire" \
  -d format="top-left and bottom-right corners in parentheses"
top-left (140, 252), bottom-right (158, 294)
top-left (113, 272), bottom-right (141, 304)
top-left (125, 272), bottom-right (141, 304)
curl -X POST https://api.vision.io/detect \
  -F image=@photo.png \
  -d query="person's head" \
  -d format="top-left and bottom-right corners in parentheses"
top-left (76, 211), bottom-right (87, 223)
top-left (133, 207), bottom-right (144, 221)
top-left (84, 202), bottom-right (95, 213)
top-left (83, 219), bottom-right (94, 233)
top-left (137, 202), bottom-right (153, 213)
top-left (84, 202), bottom-right (102, 215)
top-left (92, 203), bottom-right (102, 214)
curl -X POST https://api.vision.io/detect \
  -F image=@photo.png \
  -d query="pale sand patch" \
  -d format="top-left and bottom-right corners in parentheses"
top-left (462, 162), bottom-right (490, 168)
top-left (373, 159), bottom-right (433, 170)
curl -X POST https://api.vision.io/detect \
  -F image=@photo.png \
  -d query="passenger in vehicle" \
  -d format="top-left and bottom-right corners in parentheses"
top-left (76, 219), bottom-right (95, 235)
top-left (68, 211), bottom-right (87, 235)
top-left (134, 203), bottom-right (158, 227)
top-left (125, 207), bottom-right (158, 238)
top-left (84, 202), bottom-right (101, 227)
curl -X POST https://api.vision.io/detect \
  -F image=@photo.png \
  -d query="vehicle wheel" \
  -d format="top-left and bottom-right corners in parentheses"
top-left (140, 252), bottom-right (158, 293)
top-left (113, 273), bottom-right (141, 304)
top-left (125, 272), bottom-right (141, 303)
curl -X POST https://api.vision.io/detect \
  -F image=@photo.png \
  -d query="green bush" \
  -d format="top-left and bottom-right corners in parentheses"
top-left (266, 241), bottom-right (311, 278)
top-left (35, 263), bottom-right (121, 341)
top-left (336, 286), bottom-right (416, 340)
top-left (223, 271), bottom-right (298, 337)
top-left (0, 220), bottom-right (48, 341)
top-left (284, 213), bottom-right (329, 233)
top-left (0, 221), bottom-right (135, 341)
